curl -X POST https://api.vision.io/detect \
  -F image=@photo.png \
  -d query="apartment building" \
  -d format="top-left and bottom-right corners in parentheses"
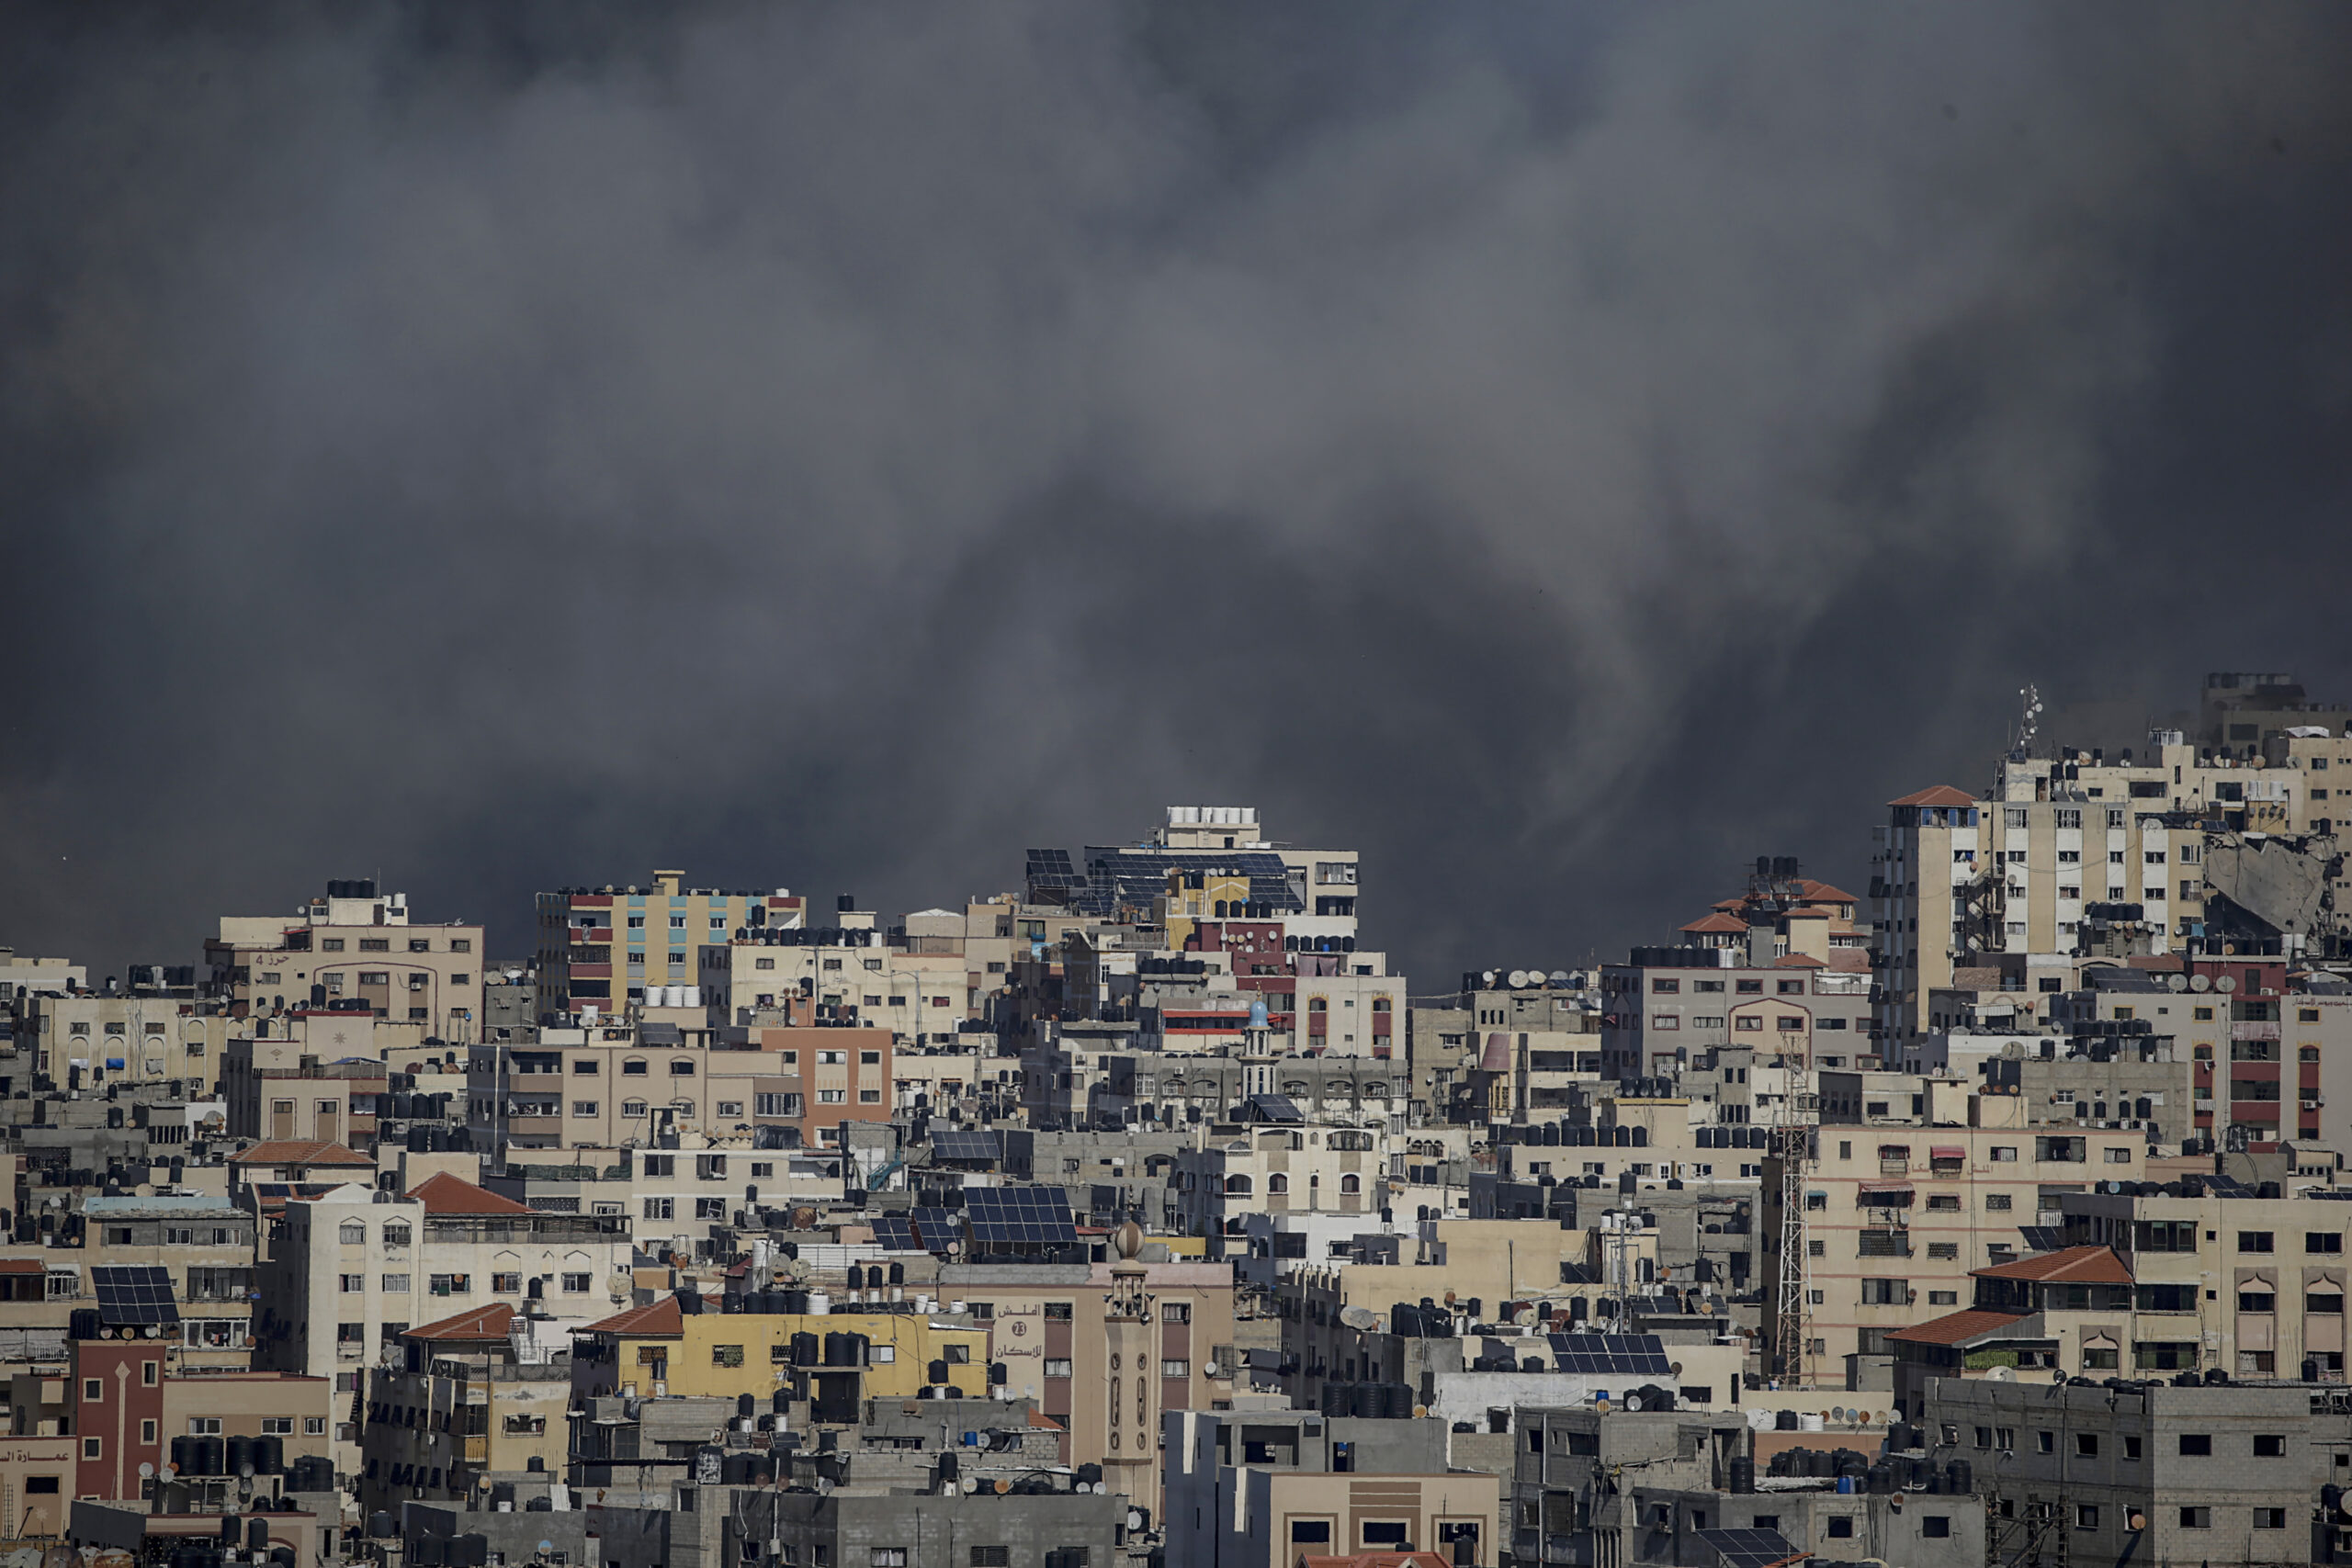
top-left (568, 1292), bottom-right (988, 1409)
top-left (1923, 1378), bottom-right (2342, 1568)
top-left (207, 880), bottom-right (483, 1038)
top-left (1165, 1408), bottom-right (1499, 1568)
top-left (1759, 1090), bottom-right (2146, 1377)
top-left (360, 1304), bottom-right (572, 1515)
top-left (464, 1025), bottom-right (891, 1153)
top-left (702, 926), bottom-right (970, 1043)
top-left (222, 1035), bottom-right (387, 1151)
top-left (1176, 1117), bottom-right (1391, 1246)
top-left (1599, 951), bottom-right (1870, 1084)
top-left (256, 1177), bottom-right (630, 1415)
top-left (17, 991), bottom-right (227, 1090)
top-left (79, 1194), bottom-right (259, 1352)
top-left (0, 948), bottom-right (83, 1005)
top-left (536, 871), bottom-right (799, 1020)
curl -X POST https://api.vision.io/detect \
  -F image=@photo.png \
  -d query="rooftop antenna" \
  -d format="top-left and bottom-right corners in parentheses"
top-left (2012, 683), bottom-right (2043, 760)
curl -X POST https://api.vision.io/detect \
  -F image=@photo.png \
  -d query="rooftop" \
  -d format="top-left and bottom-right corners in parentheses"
top-left (1971, 1245), bottom-right (2132, 1286)
top-left (230, 1139), bottom-right (371, 1167)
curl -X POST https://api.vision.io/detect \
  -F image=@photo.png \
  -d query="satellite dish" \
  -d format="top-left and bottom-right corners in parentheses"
top-left (1481, 971), bottom-right (1498, 987)
top-left (139, 1463), bottom-right (154, 1480)
top-left (1508, 971), bottom-right (1530, 988)
top-left (1460, 1054), bottom-right (1480, 1072)
top-left (2217, 976), bottom-right (2238, 993)
top-left (2167, 973), bottom-right (2188, 992)
top-left (2190, 973), bottom-right (2211, 992)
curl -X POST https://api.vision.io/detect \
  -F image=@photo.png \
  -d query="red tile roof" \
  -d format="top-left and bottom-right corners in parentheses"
top-left (1680, 913), bottom-right (1751, 934)
top-left (1885, 1310), bottom-right (2030, 1348)
top-left (1972, 1245), bottom-right (2132, 1285)
top-left (404, 1303), bottom-right (516, 1343)
top-left (405, 1172), bottom-right (532, 1216)
top-left (580, 1296), bottom-right (684, 1337)
top-left (0, 1258), bottom-right (47, 1276)
top-left (1800, 880), bottom-right (1861, 904)
top-left (1889, 785), bottom-right (1978, 808)
top-left (231, 1140), bottom-right (372, 1167)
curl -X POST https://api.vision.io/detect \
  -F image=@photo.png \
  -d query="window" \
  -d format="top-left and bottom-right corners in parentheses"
top-left (623, 1058), bottom-right (649, 1076)
top-left (563, 1273), bottom-right (591, 1293)
top-left (572, 1058), bottom-right (599, 1075)
top-left (2255, 1507), bottom-right (2287, 1529)
top-left (1985, 1194), bottom-right (2013, 1212)
top-left (1826, 1518), bottom-right (1854, 1539)
top-left (717, 1100), bottom-right (744, 1117)
top-left (670, 1059), bottom-right (695, 1076)
top-left (189, 1417), bottom-right (222, 1435)
top-left (643, 1198), bottom-right (674, 1221)
top-left (623, 1100), bottom-right (648, 1117)
top-left (2239, 1290), bottom-right (2276, 1314)
top-left (492, 1273), bottom-right (521, 1293)
top-left (872, 1551), bottom-right (907, 1568)
top-left (1045, 1302), bottom-right (1074, 1321)
top-left (2178, 1507), bottom-right (2211, 1529)
top-left (2239, 1231), bottom-right (2276, 1253)
top-left (339, 1221), bottom-right (367, 1246)
top-left (1162, 1302), bottom-right (1192, 1324)
top-left (339, 1273), bottom-right (366, 1293)
top-left (1161, 1359), bottom-right (1190, 1378)
top-left (713, 1345), bottom-right (745, 1367)
top-left (383, 1223), bottom-right (410, 1248)
top-left (2074, 1433), bottom-right (2098, 1457)
top-left (1651, 978), bottom-right (1679, 994)
top-left (2310, 1233), bottom-right (2345, 1254)
top-left (2255, 1434), bottom-right (2286, 1457)
top-left (1921, 1518), bottom-right (1950, 1539)
top-left (2036, 1431), bottom-right (2055, 1455)
top-left (571, 1100), bottom-right (599, 1117)
top-left (260, 1417), bottom-right (294, 1435)
top-left (83, 1378), bottom-right (102, 1402)
top-left (83, 1438), bottom-right (101, 1460)
top-left (2178, 1434), bottom-right (2211, 1456)
top-left (1044, 1359), bottom-right (1073, 1378)
top-left (2310, 1292), bottom-right (2345, 1314)
top-left (973, 1551), bottom-right (1011, 1568)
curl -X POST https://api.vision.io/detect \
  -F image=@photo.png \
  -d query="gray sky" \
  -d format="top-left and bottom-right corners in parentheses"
top-left (5, 3), bottom-right (2349, 984)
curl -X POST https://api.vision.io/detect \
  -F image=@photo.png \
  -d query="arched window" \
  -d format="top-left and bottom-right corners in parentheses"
top-left (1283, 1080), bottom-right (1309, 1097)
top-left (1372, 997), bottom-right (1392, 1013)
top-left (382, 1223), bottom-right (411, 1249)
top-left (1268, 1174), bottom-right (1290, 1195)
top-left (1340, 1174), bottom-right (1362, 1196)
top-left (622, 1100), bottom-right (648, 1117)
top-left (1363, 1081), bottom-right (1389, 1098)
top-left (339, 1221), bottom-right (366, 1246)
top-left (1226, 1175), bottom-right (1252, 1196)
top-left (670, 1059), bottom-right (696, 1077)
top-left (622, 1058), bottom-right (649, 1077)
top-left (1308, 998), bottom-right (1329, 1013)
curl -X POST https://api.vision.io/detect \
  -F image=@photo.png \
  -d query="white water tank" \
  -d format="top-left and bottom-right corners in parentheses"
top-left (806, 1291), bottom-right (831, 1315)
top-left (684, 986), bottom-right (702, 1008)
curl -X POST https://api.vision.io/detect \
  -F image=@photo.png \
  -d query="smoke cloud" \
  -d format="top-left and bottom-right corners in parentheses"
top-left (4, 3), bottom-right (2349, 980)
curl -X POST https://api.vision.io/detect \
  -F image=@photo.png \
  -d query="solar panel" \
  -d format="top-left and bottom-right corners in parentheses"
top-left (1077, 848), bottom-right (1306, 917)
top-left (964, 1187), bottom-right (1077, 1251)
top-left (929, 1129), bottom-right (1000, 1165)
top-left (92, 1265), bottom-right (180, 1327)
top-left (870, 1215), bottom-right (916, 1249)
top-left (1543, 1334), bottom-right (1672, 1375)
top-left (908, 1207), bottom-right (959, 1253)
top-left (1245, 1093), bottom-right (1304, 1123)
top-left (1696, 1528), bottom-right (1804, 1568)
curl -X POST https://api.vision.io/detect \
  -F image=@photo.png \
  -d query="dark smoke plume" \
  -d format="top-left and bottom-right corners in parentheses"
top-left (4, 4), bottom-right (2349, 980)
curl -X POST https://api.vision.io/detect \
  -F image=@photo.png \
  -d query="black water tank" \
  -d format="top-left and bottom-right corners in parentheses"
top-left (1774, 1409), bottom-right (1799, 1430)
top-left (1727, 1458), bottom-right (1755, 1495)
top-left (255, 1435), bottom-right (285, 1475)
top-left (1947, 1460), bottom-right (1973, 1494)
top-left (195, 1436), bottom-right (223, 1477)
top-left (224, 1436), bottom-right (257, 1477)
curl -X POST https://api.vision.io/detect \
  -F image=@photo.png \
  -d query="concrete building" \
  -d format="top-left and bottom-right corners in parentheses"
top-left (1600, 951), bottom-right (1871, 1086)
top-left (1924, 1376), bottom-right (2344, 1568)
top-left (536, 871), bottom-right (798, 1021)
top-left (361, 1303), bottom-right (571, 1515)
top-left (1165, 1408), bottom-right (1501, 1568)
top-left (208, 880), bottom-right (483, 1038)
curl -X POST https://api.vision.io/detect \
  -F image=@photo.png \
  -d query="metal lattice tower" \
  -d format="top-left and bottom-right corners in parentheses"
top-left (1772, 1123), bottom-right (1810, 1383)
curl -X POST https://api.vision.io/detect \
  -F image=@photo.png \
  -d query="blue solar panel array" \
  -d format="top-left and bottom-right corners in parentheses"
top-left (1542, 1334), bottom-right (1672, 1375)
top-left (928, 1129), bottom-right (1001, 1165)
top-left (1696, 1528), bottom-right (1804, 1568)
top-left (93, 1265), bottom-right (180, 1327)
top-left (964, 1187), bottom-right (1077, 1253)
top-left (1023, 846), bottom-right (1305, 917)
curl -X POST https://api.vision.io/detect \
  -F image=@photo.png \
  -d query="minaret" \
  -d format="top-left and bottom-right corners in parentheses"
top-left (1100, 1220), bottom-right (1160, 1510)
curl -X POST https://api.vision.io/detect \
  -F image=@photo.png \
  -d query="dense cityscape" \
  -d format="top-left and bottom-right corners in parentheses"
top-left (0, 671), bottom-right (2347, 1568)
